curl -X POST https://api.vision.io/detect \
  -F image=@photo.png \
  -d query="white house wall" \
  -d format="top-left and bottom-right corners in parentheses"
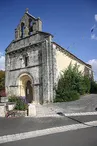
top-left (53, 44), bottom-right (92, 84)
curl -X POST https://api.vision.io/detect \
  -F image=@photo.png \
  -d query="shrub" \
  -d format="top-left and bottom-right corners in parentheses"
top-left (15, 98), bottom-right (28, 111)
top-left (83, 76), bottom-right (91, 93)
top-left (90, 81), bottom-right (97, 93)
top-left (8, 95), bottom-right (28, 111)
top-left (54, 63), bottom-right (91, 102)
top-left (0, 70), bottom-right (5, 91)
top-left (54, 90), bottom-right (80, 102)
top-left (8, 95), bottom-right (18, 102)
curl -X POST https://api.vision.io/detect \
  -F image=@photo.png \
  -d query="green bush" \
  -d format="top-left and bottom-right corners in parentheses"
top-left (15, 98), bottom-right (28, 111)
top-left (8, 95), bottom-right (18, 102)
top-left (8, 95), bottom-right (28, 111)
top-left (54, 90), bottom-right (80, 102)
top-left (0, 70), bottom-right (5, 91)
top-left (54, 63), bottom-right (91, 102)
top-left (90, 81), bottom-right (97, 93)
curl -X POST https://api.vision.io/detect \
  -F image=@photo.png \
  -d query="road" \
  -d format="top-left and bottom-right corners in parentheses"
top-left (1, 94), bottom-right (97, 145)
top-left (1, 126), bottom-right (97, 146)
top-left (1, 114), bottom-right (97, 136)
top-left (0, 114), bottom-right (97, 145)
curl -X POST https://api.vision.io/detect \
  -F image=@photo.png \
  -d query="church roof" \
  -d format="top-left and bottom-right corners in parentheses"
top-left (37, 31), bottom-right (53, 37)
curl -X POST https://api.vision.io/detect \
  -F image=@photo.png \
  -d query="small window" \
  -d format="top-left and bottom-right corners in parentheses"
top-left (25, 56), bottom-right (29, 67)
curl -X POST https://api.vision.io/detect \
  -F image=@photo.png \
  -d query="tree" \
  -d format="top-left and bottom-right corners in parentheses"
top-left (54, 63), bottom-right (91, 102)
top-left (0, 70), bottom-right (5, 96)
top-left (90, 80), bottom-right (97, 93)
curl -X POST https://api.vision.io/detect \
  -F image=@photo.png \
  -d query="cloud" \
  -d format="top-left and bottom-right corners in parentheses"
top-left (0, 52), bottom-right (5, 70)
top-left (87, 59), bottom-right (97, 81)
top-left (91, 34), bottom-right (97, 40)
top-left (95, 14), bottom-right (97, 22)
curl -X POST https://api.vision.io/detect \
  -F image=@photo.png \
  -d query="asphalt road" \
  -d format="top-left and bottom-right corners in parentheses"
top-left (1, 114), bottom-right (97, 136)
top-left (0, 116), bottom-right (78, 136)
top-left (1, 94), bottom-right (97, 145)
top-left (1, 126), bottom-right (97, 146)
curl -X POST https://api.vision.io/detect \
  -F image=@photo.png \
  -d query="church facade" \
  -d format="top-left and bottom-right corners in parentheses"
top-left (5, 9), bottom-right (93, 104)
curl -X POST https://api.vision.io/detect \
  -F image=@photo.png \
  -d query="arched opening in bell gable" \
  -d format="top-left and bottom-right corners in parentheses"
top-left (29, 18), bottom-right (33, 35)
top-left (21, 22), bottom-right (25, 38)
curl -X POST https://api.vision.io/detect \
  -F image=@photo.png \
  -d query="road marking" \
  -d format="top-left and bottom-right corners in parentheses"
top-left (65, 112), bottom-right (97, 116)
top-left (0, 120), bottom-right (97, 144)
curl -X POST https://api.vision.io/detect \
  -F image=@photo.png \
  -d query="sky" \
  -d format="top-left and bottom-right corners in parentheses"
top-left (0, 0), bottom-right (97, 80)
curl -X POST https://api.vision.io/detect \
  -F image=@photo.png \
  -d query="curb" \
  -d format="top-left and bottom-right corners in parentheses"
top-left (25, 112), bottom-right (97, 118)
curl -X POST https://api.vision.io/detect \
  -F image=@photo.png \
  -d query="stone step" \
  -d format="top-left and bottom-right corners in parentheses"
top-left (35, 105), bottom-right (56, 116)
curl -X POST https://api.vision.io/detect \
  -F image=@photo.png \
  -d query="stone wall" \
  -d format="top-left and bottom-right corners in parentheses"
top-left (15, 12), bottom-right (42, 40)
top-left (41, 36), bottom-right (54, 103)
top-left (6, 33), bottom-right (45, 53)
top-left (5, 28), bottom-right (54, 104)
top-left (6, 44), bottom-right (42, 103)
top-left (0, 104), bottom-right (6, 117)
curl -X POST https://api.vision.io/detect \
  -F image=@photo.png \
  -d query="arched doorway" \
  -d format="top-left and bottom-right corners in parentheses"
top-left (18, 73), bottom-right (33, 103)
top-left (25, 80), bottom-right (33, 103)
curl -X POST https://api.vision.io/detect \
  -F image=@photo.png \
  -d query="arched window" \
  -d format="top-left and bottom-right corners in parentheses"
top-left (21, 22), bottom-right (25, 38)
top-left (25, 56), bottom-right (29, 67)
top-left (29, 19), bottom-right (33, 35)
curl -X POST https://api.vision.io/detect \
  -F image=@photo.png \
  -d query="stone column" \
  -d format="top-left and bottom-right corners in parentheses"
top-left (41, 40), bottom-right (50, 103)
top-left (33, 85), bottom-right (40, 104)
top-left (48, 36), bottom-right (54, 102)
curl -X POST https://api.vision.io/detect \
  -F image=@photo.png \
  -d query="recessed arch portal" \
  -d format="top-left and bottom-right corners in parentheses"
top-left (18, 73), bottom-right (33, 103)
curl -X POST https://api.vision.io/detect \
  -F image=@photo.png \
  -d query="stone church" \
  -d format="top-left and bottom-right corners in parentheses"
top-left (5, 9), bottom-right (93, 104)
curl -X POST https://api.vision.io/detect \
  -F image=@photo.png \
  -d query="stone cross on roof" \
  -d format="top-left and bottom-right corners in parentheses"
top-left (25, 8), bottom-right (29, 13)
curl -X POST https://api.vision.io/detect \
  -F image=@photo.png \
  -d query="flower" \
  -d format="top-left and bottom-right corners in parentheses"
top-left (20, 96), bottom-right (28, 104)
